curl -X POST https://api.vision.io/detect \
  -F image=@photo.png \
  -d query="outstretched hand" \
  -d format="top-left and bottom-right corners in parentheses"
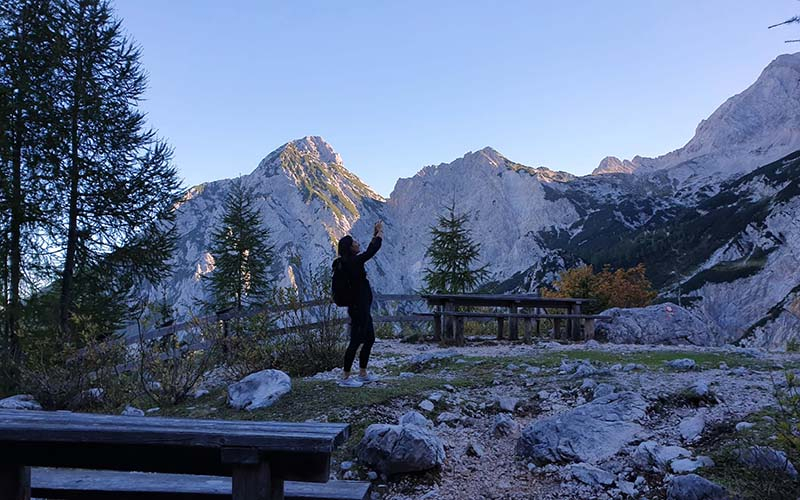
top-left (374, 220), bottom-right (384, 238)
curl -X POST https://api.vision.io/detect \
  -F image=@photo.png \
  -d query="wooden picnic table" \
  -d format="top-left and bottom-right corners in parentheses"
top-left (421, 293), bottom-right (594, 344)
top-left (0, 409), bottom-right (350, 500)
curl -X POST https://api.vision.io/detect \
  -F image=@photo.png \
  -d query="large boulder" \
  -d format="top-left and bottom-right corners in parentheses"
top-left (666, 474), bottom-right (728, 500)
top-left (517, 392), bottom-right (648, 465)
top-left (0, 394), bottom-right (42, 410)
top-left (227, 369), bottom-right (291, 411)
top-left (356, 423), bottom-right (446, 475)
top-left (596, 303), bottom-right (716, 346)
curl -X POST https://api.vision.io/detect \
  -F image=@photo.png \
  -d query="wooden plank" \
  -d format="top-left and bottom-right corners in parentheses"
top-left (552, 318), bottom-right (561, 339)
top-left (585, 318), bottom-right (596, 341)
top-left (31, 468), bottom-right (372, 500)
top-left (509, 305), bottom-right (519, 341)
top-left (432, 311), bottom-right (442, 342)
top-left (2, 442), bottom-right (333, 483)
top-left (0, 411), bottom-right (349, 449)
top-left (0, 464), bottom-right (30, 500)
top-left (496, 317), bottom-right (504, 340)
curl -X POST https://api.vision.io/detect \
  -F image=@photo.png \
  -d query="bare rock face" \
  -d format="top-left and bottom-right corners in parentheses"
top-left (517, 392), bottom-right (648, 465)
top-left (227, 369), bottom-right (291, 411)
top-left (597, 304), bottom-right (716, 346)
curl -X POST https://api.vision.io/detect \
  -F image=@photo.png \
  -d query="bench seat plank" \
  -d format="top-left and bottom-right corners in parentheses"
top-left (31, 468), bottom-right (371, 500)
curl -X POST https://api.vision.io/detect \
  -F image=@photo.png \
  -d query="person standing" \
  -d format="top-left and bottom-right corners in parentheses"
top-left (335, 221), bottom-right (383, 387)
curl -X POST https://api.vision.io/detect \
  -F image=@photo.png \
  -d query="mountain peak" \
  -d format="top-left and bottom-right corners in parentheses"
top-left (592, 156), bottom-right (638, 175)
top-left (284, 136), bottom-right (343, 165)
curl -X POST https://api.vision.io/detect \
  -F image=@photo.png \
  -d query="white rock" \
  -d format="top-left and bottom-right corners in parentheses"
top-left (418, 400), bottom-right (435, 412)
top-left (667, 474), bottom-right (728, 500)
top-left (735, 421), bottom-right (755, 432)
top-left (598, 305), bottom-right (715, 346)
top-left (0, 394), bottom-right (42, 411)
top-left (670, 456), bottom-right (714, 473)
top-left (121, 406), bottom-right (145, 417)
top-left (356, 423), bottom-right (446, 475)
top-left (666, 358), bottom-right (697, 371)
top-left (567, 463), bottom-right (615, 486)
top-left (679, 412), bottom-right (706, 442)
top-left (227, 369), bottom-right (291, 411)
top-left (399, 410), bottom-right (433, 428)
top-left (497, 397), bottom-right (519, 412)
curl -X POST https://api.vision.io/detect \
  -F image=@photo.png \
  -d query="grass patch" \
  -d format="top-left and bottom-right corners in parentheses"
top-left (697, 410), bottom-right (800, 500)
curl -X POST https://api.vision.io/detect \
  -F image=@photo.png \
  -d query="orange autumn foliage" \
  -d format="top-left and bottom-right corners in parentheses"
top-left (542, 264), bottom-right (657, 314)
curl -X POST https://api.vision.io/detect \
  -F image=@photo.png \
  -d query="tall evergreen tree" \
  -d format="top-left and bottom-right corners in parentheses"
top-left (0, 0), bottom-right (61, 357)
top-left (205, 178), bottom-right (275, 313)
top-left (422, 203), bottom-right (489, 294)
top-left (51, 0), bottom-right (182, 336)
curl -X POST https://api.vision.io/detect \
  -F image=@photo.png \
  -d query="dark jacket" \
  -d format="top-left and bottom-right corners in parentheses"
top-left (342, 236), bottom-right (382, 310)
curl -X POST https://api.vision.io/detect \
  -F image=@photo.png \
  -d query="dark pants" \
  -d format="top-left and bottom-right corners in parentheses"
top-left (343, 302), bottom-right (375, 372)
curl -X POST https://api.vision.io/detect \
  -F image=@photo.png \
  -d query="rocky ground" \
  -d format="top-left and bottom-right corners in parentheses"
top-left (5, 336), bottom-right (799, 499)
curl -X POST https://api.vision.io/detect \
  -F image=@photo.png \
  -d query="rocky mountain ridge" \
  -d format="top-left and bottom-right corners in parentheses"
top-left (150, 53), bottom-right (800, 350)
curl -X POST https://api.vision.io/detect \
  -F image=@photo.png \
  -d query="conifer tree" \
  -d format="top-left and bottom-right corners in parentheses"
top-left (205, 178), bottom-right (274, 313)
top-left (51, 0), bottom-right (183, 335)
top-left (0, 0), bottom-right (62, 355)
top-left (423, 203), bottom-right (489, 294)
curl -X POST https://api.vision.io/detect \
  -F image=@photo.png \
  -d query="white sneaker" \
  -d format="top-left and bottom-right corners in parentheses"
top-left (338, 378), bottom-right (363, 388)
top-left (358, 373), bottom-right (380, 384)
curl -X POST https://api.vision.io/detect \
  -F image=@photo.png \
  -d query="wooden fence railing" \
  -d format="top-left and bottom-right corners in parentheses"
top-left (127, 294), bottom-right (426, 346)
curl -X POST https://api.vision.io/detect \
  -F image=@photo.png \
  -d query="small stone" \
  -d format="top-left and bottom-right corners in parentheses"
top-left (537, 390), bottom-right (550, 400)
top-left (467, 441), bottom-right (485, 457)
top-left (121, 406), bottom-right (145, 417)
top-left (718, 362), bottom-right (729, 370)
top-left (418, 400), bottom-right (435, 412)
top-left (400, 372), bottom-right (415, 378)
top-left (367, 471), bottom-right (378, 481)
top-left (343, 470), bottom-right (356, 480)
top-left (497, 397), bottom-right (519, 412)
top-left (736, 446), bottom-right (798, 478)
top-left (667, 474), bottom-right (727, 500)
top-left (689, 380), bottom-right (710, 398)
top-left (568, 462), bottom-right (615, 486)
top-left (679, 412), bottom-right (706, 442)
top-left (580, 378), bottom-right (597, 391)
top-left (735, 421), bottom-right (755, 432)
top-left (444, 384), bottom-right (456, 392)
top-left (527, 462), bottom-right (538, 472)
top-left (623, 363), bottom-right (644, 372)
top-left (193, 389), bottom-right (210, 399)
top-left (491, 413), bottom-right (519, 437)
top-left (146, 407), bottom-right (160, 414)
top-left (436, 412), bottom-right (461, 425)
top-left (340, 461), bottom-right (354, 471)
top-left (634, 476), bottom-right (646, 487)
top-left (593, 383), bottom-right (616, 399)
top-left (670, 456), bottom-right (714, 473)
top-left (585, 340), bottom-right (601, 348)
top-left (506, 363), bottom-right (519, 371)
top-left (731, 366), bottom-right (749, 376)
top-left (574, 362), bottom-right (597, 377)
top-left (526, 366), bottom-right (542, 375)
top-left (428, 392), bottom-right (443, 402)
top-left (665, 358), bottom-right (697, 371)
top-left (610, 364), bottom-right (623, 371)
top-left (617, 480), bottom-right (636, 496)
top-left (399, 410), bottom-right (433, 428)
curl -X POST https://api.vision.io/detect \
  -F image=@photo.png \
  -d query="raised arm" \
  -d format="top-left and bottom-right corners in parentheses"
top-left (356, 221), bottom-right (384, 264)
top-left (356, 236), bottom-right (382, 264)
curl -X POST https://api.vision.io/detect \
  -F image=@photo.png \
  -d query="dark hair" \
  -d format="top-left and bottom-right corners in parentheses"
top-left (337, 235), bottom-right (354, 258)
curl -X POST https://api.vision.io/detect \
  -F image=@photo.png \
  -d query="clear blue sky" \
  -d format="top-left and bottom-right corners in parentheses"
top-left (115, 0), bottom-right (798, 197)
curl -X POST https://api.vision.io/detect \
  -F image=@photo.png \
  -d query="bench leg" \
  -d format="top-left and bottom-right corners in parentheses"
top-left (433, 312), bottom-right (442, 341)
top-left (455, 316), bottom-right (465, 346)
top-left (496, 317), bottom-right (505, 340)
top-left (523, 317), bottom-right (532, 344)
top-left (509, 307), bottom-right (519, 341)
top-left (552, 318), bottom-right (561, 340)
top-left (585, 318), bottom-right (595, 341)
top-left (232, 462), bottom-right (278, 500)
top-left (536, 319), bottom-right (541, 339)
top-left (0, 465), bottom-right (30, 500)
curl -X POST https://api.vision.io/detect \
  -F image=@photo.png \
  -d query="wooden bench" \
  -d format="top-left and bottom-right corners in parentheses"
top-left (0, 410), bottom-right (353, 500)
top-left (439, 311), bottom-right (611, 342)
top-left (31, 468), bottom-right (371, 500)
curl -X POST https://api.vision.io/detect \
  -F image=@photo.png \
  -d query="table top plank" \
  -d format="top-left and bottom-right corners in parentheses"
top-left (420, 293), bottom-right (592, 308)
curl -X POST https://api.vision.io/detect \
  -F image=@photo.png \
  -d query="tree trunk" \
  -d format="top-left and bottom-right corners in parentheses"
top-left (7, 121), bottom-right (22, 358)
top-left (59, 104), bottom-right (80, 336)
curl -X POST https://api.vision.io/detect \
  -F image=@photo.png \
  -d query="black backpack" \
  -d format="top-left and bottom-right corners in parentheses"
top-left (331, 258), bottom-right (354, 307)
